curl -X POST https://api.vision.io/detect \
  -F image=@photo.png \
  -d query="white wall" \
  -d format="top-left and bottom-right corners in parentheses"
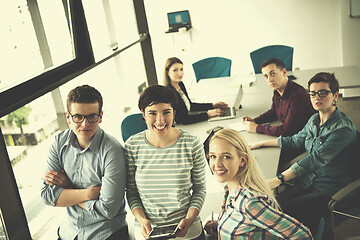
top-left (341, 0), bottom-right (360, 68)
top-left (143, 0), bottom-right (357, 86)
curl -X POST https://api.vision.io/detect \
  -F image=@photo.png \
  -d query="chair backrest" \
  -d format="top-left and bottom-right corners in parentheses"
top-left (250, 45), bottom-right (293, 74)
top-left (350, 130), bottom-right (360, 181)
top-left (121, 113), bottom-right (147, 142)
top-left (314, 217), bottom-right (325, 240)
top-left (192, 57), bottom-right (232, 82)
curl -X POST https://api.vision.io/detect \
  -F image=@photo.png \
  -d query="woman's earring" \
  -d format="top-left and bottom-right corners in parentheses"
top-left (333, 99), bottom-right (338, 106)
top-left (172, 119), bottom-right (177, 127)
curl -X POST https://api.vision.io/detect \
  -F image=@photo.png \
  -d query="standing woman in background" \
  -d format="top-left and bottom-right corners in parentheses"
top-left (125, 85), bottom-right (207, 240)
top-left (204, 129), bottom-right (313, 239)
top-left (164, 57), bottom-right (228, 124)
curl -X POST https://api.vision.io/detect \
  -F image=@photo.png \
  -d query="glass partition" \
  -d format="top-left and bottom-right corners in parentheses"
top-left (0, 208), bottom-right (9, 240)
top-left (0, 0), bottom-right (74, 92)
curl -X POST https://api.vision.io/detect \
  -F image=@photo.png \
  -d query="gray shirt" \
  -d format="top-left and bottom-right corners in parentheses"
top-left (41, 127), bottom-right (127, 240)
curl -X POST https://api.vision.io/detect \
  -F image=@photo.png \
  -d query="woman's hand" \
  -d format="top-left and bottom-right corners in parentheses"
top-left (212, 101), bottom-right (228, 108)
top-left (207, 109), bottom-right (224, 118)
top-left (249, 139), bottom-right (278, 150)
top-left (249, 142), bottom-right (263, 150)
top-left (204, 220), bottom-right (218, 236)
top-left (176, 217), bottom-right (195, 237)
top-left (267, 177), bottom-right (281, 190)
top-left (138, 217), bottom-right (152, 238)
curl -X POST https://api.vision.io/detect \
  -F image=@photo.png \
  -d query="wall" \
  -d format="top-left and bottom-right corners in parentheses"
top-left (144, 0), bottom-right (347, 86)
top-left (341, 0), bottom-right (360, 68)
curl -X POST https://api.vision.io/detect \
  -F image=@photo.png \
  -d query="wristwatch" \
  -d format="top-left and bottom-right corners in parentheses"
top-left (277, 173), bottom-right (285, 184)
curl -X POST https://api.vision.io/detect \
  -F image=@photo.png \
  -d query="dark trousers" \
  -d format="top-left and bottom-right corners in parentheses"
top-left (60, 225), bottom-right (129, 240)
top-left (277, 184), bottom-right (330, 234)
top-left (106, 225), bottom-right (129, 240)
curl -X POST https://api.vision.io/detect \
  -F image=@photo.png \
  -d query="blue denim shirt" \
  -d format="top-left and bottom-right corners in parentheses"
top-left (278, 109), bottom-right (356, 196)
top-left (41, 127), bottom-right (127, 240)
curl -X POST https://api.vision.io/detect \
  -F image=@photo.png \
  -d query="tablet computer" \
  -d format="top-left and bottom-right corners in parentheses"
top-left (145, 223), bottom-right (180, 239)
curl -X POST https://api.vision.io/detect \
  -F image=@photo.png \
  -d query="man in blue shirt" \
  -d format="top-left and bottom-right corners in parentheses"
top-left (41, 85), bottom-right (128, 240)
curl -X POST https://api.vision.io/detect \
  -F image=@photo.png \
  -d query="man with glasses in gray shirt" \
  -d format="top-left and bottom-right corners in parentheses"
top-left (41, 85), bottom-right (128, 240)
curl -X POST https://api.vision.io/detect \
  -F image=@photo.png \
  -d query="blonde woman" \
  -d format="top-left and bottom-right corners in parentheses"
top-left (204, 129), bottom-right (313, 239)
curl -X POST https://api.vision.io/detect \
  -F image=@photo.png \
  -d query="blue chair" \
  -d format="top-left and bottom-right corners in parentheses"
top-left (314, 217), bottom-right (325, 240)
top-left (121, 113), bottom-right (147, 142)
top-left (250, 45), bottom-right (293, 74)
top-left (192, 57), bottom-right (232, 82)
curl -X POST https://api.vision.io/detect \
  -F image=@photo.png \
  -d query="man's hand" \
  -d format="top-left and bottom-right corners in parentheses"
top-left (86, 186), bottom-right (101, 200)
top-left (212, 101), bottom-right (228, 108)
top-left (240, 115), bottom-right (254, 123)
top-left (45, 170), bottom-right (73, 189)
top-left (244, 120), bottom-right (258, 132)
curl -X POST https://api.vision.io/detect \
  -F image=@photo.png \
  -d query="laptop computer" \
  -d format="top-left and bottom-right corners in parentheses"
top-left (208, 86), bottom-right (243, 122)
top-left (203, 130), bottom-right (215, 174)
top-left (166, 10), bottom-right (192, 33)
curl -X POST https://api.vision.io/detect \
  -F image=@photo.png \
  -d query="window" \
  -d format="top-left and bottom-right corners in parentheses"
top-left (0, 0), bottom-right (155, 238)
top-left (0, 208), bottom-right (8, 240)
top-left (0, 0), bottom-right (73, 92)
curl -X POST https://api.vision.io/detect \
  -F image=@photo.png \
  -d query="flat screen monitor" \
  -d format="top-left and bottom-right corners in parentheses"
top-left (167, 10), bottom-right (190, 27)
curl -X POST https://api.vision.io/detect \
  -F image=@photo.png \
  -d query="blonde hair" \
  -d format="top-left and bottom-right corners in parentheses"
top-left (163, 57), bottom-right (183, 86)
top-left (210, 129), bottom-right (280, 210)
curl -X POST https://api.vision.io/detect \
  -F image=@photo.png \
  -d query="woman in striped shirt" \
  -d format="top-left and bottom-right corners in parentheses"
top-left (204, 129), bottom-right (313, 239)
top-left (125, 85), bottom-right (207, 240)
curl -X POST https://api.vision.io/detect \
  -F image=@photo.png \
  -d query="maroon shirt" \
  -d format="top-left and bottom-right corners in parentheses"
top-left (254, 80), bottom-right (316, 137)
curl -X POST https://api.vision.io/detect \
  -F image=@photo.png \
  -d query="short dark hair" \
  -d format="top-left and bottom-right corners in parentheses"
top-left (308, 72), bottom-right (339, 93)
top-left (67, 85), bottom-right (103, 113)
top-left (260, 58), bottom-right (286, 72)
top-left (138, 85), bottom-right (179, 112)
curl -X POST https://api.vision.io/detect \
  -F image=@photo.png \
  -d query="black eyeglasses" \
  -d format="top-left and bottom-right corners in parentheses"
top-left (68, 113), bottom-right (100, 123)
top-left (308, 89), bottom-right (332, 98)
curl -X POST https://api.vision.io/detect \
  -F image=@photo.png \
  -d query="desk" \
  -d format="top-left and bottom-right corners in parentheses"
top-left (183, 76), bottom-right (281, 179)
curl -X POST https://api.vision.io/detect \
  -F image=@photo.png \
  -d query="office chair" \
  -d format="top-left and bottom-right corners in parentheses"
top-left (327, 130), bottom-right (360, 240)
top-left (314, 217), bottom-right (325, 240)
top-left (250, 45), bottom-right (293, 74)
top-left (121, 113), bottom-right (147, 142)
top-left (192, 57), bottom-right (232, 82)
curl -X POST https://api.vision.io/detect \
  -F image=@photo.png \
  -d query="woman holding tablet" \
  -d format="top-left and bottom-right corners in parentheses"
top-left (125, 85), bottom-right (207, 240)
top-left (163, 57), bottom-right (228, 124)
top-left (204, 129), bottom-right (313, 239)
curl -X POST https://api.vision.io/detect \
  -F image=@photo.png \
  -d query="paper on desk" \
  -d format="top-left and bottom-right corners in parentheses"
top-left (228, 121), bottom-right (246, 132)
top-left (227, 76), bottom-right (256, 88)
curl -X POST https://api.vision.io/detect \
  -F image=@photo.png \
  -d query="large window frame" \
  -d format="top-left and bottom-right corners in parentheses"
top-left (0, 0), bottom-right (156, 239)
